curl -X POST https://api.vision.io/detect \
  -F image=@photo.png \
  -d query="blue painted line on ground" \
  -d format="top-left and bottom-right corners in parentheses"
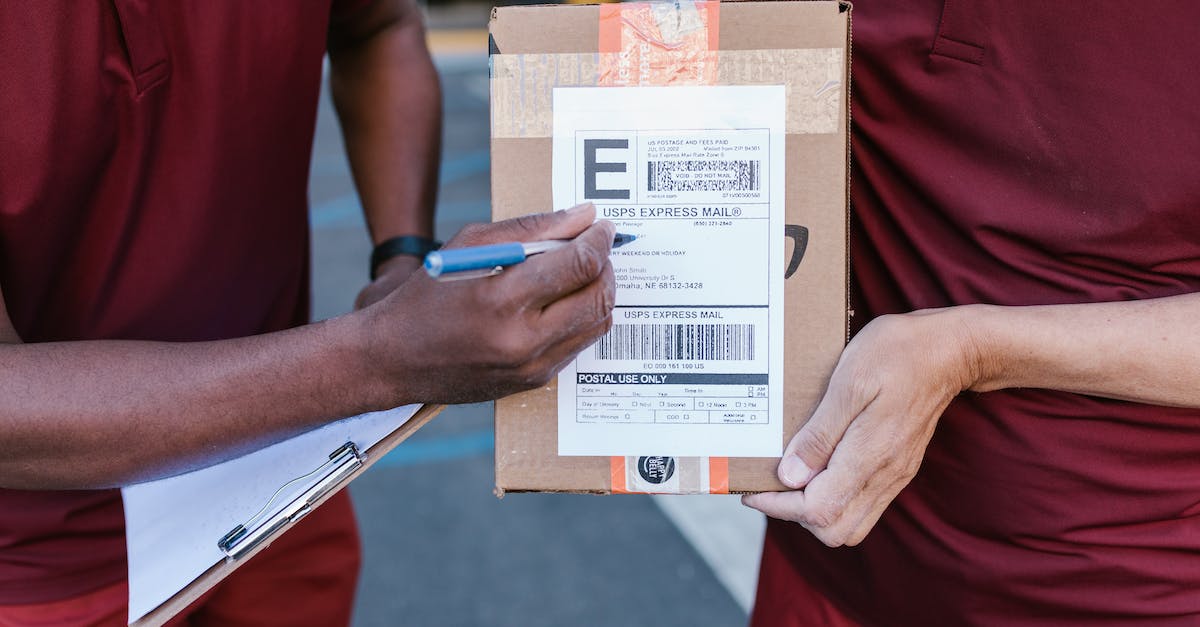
top-left (372, 429), bottom-right (494, 468)
top-left (437, 150), bottom-right (490, 185)
top-left (309, 150), bottom-right (491, 229)
top-left (434, 200), bottom-right (492, 218)
top-left (310, 193), bottom-right (365, 228)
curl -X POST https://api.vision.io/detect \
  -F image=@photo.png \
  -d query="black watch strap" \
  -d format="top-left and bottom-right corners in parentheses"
top-left (370, 235), bottom-right (442, 280)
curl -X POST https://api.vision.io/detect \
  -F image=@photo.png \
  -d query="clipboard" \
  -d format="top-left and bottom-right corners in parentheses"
top-left (128, 403), bottom-right (445, 627)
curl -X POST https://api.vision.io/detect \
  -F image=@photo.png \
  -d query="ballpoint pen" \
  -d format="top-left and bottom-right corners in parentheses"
top-left (424, 233), bottom-right (638, 280)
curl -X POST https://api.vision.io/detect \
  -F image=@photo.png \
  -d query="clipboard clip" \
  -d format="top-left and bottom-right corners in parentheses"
top-left (217, 441), bottom-right (363, 560)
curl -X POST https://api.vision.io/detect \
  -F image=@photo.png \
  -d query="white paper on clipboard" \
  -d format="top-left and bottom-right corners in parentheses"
top-left (122, 404), bottom-right (421, 624)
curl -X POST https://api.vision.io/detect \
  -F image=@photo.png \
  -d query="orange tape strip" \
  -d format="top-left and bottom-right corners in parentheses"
top-left (610, 456), bottom-right (629, 494)
top-left (598, 4), bottom-right (623, 56)
top-left (597, 1), bottom-right (720, 87)
top-left (708, 457), bottom-right (729, 494)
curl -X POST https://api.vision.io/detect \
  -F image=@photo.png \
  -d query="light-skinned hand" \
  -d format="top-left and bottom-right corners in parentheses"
top-left (742, 309), bottom-right (980, 546)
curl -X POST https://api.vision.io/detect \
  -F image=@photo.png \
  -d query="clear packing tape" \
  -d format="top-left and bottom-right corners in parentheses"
top-left (611, 456), bottom-right (729, 495)
top-left (491, 48), bottom-right (845, 139)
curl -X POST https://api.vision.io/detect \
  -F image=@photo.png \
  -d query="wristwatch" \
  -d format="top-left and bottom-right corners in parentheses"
top-left (369, 235), bottom-right (442, 280)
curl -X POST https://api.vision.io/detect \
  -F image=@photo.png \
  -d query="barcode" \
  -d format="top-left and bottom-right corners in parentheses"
top-left (595, 324), bottom-right (755, 361)
top-left (647, 160), bottom-right (760, 192)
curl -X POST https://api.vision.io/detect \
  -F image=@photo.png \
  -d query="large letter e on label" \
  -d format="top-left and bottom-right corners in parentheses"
top-left (583, 139), bottom-right (631, 200)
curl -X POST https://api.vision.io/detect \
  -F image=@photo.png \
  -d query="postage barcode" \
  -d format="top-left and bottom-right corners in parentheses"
top-left (595, 324), bottom-right (755, 361)
top-left (646, 160), bottom-right (760, 192)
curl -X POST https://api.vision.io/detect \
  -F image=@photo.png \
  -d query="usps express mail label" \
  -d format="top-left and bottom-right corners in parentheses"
top-left (552, 85), bottom-right (785, 458)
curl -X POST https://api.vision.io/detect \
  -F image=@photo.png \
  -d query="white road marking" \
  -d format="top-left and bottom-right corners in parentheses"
top-left (652, 494), bottom-right (765, 613)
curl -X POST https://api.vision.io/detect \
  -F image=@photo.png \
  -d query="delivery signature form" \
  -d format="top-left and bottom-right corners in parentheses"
top-left (552, 86), bottom-right (785, 458)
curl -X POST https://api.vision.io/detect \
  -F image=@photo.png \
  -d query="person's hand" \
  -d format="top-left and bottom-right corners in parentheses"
top-left (355, 255), bottom-right (423, 311)
top-left (742, 309), bottom-right (982, 546)
top-left (357, 202), bottom-right (616, 405)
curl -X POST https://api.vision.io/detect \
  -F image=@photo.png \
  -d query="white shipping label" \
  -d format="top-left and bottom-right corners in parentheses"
top-left (553, 86), bottom-right (785, 457)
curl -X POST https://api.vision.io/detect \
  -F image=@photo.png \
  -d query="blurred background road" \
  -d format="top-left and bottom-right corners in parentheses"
top-left (307, 4), bottom-right (767, 625)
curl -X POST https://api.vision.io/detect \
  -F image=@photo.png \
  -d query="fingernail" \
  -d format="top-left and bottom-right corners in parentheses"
top-left (564, 202), bottom-right (594, 215)
top-left (778, 454), bottom-right (813, 489)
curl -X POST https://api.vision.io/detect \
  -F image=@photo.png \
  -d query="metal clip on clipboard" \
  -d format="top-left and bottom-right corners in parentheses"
top-left (217, 442), bottom-right (363, 560)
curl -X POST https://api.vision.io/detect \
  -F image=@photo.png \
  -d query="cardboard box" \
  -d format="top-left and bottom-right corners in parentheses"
top-left (490, 0), bottom-right (850, 494)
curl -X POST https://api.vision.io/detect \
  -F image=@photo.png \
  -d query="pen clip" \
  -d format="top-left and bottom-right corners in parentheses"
top-left (217, 442), bottom-right (363, 560)
top-left (434, 265), bottom-right (505, 282)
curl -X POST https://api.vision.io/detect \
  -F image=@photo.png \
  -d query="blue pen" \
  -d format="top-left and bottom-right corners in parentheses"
top-left (424, 233), bottom-right (637, 281)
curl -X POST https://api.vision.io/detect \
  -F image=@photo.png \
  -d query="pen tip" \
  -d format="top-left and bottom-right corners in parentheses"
top-left (613, 232), bottom-right (638, 248)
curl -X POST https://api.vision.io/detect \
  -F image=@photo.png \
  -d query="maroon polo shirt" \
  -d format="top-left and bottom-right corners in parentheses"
top-left (0, 1), bottom-right (367, 603)
top-left (753, 1), bottom-right (1200, 624)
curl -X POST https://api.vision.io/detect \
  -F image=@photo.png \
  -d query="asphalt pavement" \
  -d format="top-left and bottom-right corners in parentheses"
top-left (307, 15), bottom-right (764, 626)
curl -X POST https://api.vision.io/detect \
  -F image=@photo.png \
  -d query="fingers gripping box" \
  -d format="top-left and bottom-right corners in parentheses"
top-left (490, 0), bottom-right (851, 494)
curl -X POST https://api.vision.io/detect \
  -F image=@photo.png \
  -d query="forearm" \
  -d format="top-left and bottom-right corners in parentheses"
top-left (957, 292), bottom-right (1200, 407)
top-left (329, 5), bottom-right (441, 243)
top-left (0, 198), bottom-right (615, 492)
top-left (743, 292), bottom-right (1200, 544)
top-left (0, 315), bottom-right (390, 489)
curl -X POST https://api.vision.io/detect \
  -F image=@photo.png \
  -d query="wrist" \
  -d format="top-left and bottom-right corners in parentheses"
top-left (895, 305), bottom-right (996, 394)
top-left (370, 235), bottom-right (441, 280)
top-left (942, 304), bottom-right (1006, 393)
top-left (330, 309), bottom-right (404, 413)
top-left (372, 254), bottom-right (422, 281)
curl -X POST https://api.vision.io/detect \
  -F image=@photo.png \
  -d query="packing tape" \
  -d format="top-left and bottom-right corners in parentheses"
top-left (490, 48), bottom-right (845, 138)
top-left (611, 456), bottom-right (730, 495)
top-left (599, 2), bottom-right (727, 494)
top-left (597, 0), bottom-right (720, 86)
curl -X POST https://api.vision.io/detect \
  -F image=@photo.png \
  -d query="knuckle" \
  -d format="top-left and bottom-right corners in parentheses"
top-left (844, 528), bottom-right (869, 547)
top-left (816, 527), bottom-right (851, 548)
top-left (863, 426), bottom-right (894, 456)
top-left (597, 312), bottom-right (615, 337)
top-left (570, 245), bottom-right (605, 284)
top-left (579, 315), bottom-right (614, 354)
top-left (794, 427), bottom-right (837, 461)
top-left (846, 368), bottom-right (881, 403)
top-left (589, 282), bottom-right (613, 321)
top-left (872, 441), bottom-right (921, 482)
top-left (874, 446), bottom-right (901, 470)
top-left (801, 501), bottom-right (839, 530)
top-left (599, 264), bottom-right (616, 311)
top-left (514, 358), bottom-right (555, 389)
top-left (511, 212), bottom-right (549, 237)
top-left (530, 366), bottom-right (556, 388)
top-left (896, 455), bottom-right (922, 483)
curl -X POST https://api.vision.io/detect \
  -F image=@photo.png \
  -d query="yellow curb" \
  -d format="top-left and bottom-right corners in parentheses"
top-left (426, 28), bottom-right (489, 55)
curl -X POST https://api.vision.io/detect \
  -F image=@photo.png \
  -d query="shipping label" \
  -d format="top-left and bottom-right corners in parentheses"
top-left (553, 86), bottom-right (785, 457)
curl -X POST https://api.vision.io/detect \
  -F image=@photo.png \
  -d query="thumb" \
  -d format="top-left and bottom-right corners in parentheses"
top-left (778, 385), bottom-right (855, 489)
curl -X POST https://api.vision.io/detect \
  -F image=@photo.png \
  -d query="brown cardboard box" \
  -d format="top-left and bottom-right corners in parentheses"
top-left (490, 0), bottom-right (850, 494)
